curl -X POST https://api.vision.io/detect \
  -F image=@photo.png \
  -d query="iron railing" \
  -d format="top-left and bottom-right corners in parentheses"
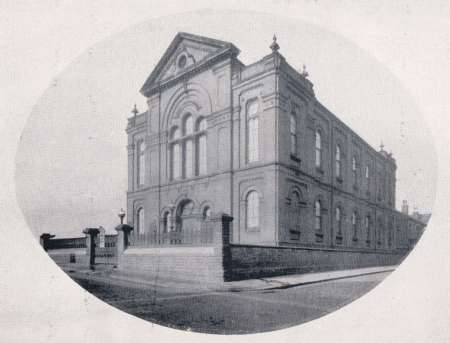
top-left (129, 221), bottom-right (216, 247)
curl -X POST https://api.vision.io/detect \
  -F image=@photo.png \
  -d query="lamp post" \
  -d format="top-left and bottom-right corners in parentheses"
top-left (118, 208), bottom-right (126, 224)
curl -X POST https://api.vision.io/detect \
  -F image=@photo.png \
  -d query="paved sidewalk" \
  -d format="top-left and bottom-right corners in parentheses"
top-left (65, 264), bottom-right (396, 292)
top-left (224, 265), bottom-right (396, 291)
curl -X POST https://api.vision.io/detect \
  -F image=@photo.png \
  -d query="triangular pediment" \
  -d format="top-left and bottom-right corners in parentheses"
top-left (140, 32), bottom-right (240, 95)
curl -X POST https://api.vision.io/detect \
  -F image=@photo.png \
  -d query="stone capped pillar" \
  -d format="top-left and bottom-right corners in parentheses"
top-left (39, 233), bottom-right (55, 251)
top-left (208, 213), bottom-right (233, 281)
top-left (83, 227), bottom-right (100, 270)
top-left (208, 213), bottom-right (233, 246)
top-left (115, 224), bottom-right (134, 268)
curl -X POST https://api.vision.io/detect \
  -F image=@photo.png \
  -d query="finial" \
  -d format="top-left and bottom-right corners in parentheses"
top-left (132, 104), bottom-right (138, 116)
top-left (379, 141), bottom-right (385, 151)
top-left (301, 64), bottom-right (309, 78)
top-left (270, 34), bottom-right (280, 52)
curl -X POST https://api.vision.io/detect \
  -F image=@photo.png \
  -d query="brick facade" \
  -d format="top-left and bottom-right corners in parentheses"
top-left (126, 32), bottom-right (425, 255)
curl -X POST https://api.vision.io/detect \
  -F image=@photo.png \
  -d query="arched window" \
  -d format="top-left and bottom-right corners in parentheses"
top-left (352, 211), bottom-right (358, 241)
top-left (197, 117), bottom-right (207, 131)
top-left (184, 139), bottom-right (193, 178)
top-left (163, 211), bottom-right (171, 233)
top-left (183, 114), bottom-right (193, 135)
top-left (290, 113), bottom-right (297, 155)
top-left (181, 114), bottom-right (194, 178)
top-left (365, 165), bottom-right (370, 179)
top-left (136, 207), bottom-right (145, 236)
top-left (246, 191), bottom-right (260, 229)
top-left (377, 220), bottom-right (383, 246)
top-left (352, 156), bottom-right (357, 185)
top-left (202, 206), bottom-right (211, 220)
top-left (314, 200), bottom-right (322, 231)
top-left (365, 215), bottom-right (371, 244)
top-left (137, 140), bottom-right (146, 186)
top-left (170, 127), bottom-right (181, 180)
top-left (335, 206), bottom-right (343, 241)
top-left (315, 130), bottom-right (322, 168)
top-left (290, 191), bottom-right (302, 230)
top-left (335, 145), bottom-right (342, 178)
top-left (171, 126), bottom-right (181, 140)
top-left (197, 118), bottom-right (207, 175)
top-left (247, 101), bottom-right (259, 163)
top-left (172, 142), bottom-right (181, 179)
top-left (388, 220), bottom-right (393, 247)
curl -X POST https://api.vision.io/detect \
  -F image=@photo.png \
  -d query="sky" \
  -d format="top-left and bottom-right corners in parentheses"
top-left (14, 10), bottom-right (437, 238)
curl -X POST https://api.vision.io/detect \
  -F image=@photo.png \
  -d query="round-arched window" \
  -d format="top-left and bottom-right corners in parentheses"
top-left (203, 206), bottom-right (211, 220)
top-left (136, 207), bottom-right (145, 236)
top-left (246, 191), bottom-right (260, 229)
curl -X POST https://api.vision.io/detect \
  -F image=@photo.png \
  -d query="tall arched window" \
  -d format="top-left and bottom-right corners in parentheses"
top-left (290, 113), bottom-right (297, 155)
top-left (247, 101), bottom-right (259, 163)
top-left (365, 215), bottom-right (371, 245)
top-left (335, 206), bottom-right (342, 242)
top-left (315, 130), bottom-right (322, 168)
top-left (314, 200), bottom-right (322, 231)
top-left (352, 211), bottom-right (358, 241)
top-left (377, 219), bottom-right (383, 246)
top-left (137, 140), bottom-right (146, 186)
top-left (365, 165), bottom-right (370, 180)
top-left (388, 220), bottom-right (393, 247)
top-left (163, 211), bottom-right (171, 233)
top-left (136, 207), bottom-right (145, 236)
top-left (290, 191), bottom-right (302, 230)
top-left (183, 114), bottom-right (193, 135)
top-left (197, 118), bottom-right (207, 175)
top-left (335, 145), bottom-right (342, 178)
top-left (352, 156), bottom-right (357, 186)
top-left (182, 114), bottom-right (194, 178)
top-left (246, 191), bottom-right (260, 229)
top-left (184, 139), bottom-right (193, 178)
top-left (170, 127), bottom-right (181, 180)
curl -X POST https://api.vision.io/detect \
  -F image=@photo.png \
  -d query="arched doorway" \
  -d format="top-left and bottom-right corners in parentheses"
top-left (172, 199), bottom-right (195, 244)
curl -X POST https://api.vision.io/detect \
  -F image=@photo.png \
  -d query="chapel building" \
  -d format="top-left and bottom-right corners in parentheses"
top-left (126, 32), bottom-right (422, 252)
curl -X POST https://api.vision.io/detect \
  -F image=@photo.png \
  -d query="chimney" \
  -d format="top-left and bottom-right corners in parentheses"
top-left (401, 200), bottom-right (409, 215)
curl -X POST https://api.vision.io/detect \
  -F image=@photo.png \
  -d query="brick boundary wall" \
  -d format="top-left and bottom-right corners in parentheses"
top-left (224, 244), bottom-right (408, 281)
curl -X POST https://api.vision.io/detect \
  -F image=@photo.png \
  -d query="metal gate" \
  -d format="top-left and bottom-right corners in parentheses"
top-left (94, 234), bottom-right (117, 265)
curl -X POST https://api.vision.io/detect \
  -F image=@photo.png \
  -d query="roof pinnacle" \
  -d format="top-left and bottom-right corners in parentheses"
top-left (132, 104), bottom-right (138, 116)
top-left (270, 34), bottom-right (280, 52)
top-left (301, 64), bottom-right (309, 78)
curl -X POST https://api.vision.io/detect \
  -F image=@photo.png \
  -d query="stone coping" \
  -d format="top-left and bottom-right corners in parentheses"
top-left (48, 248), bottom-right (86, 255)
top-left (124, 246), bottom-right (218, 256)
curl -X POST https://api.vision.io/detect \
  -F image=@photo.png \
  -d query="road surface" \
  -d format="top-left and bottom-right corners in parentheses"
top-left (72, 271), bottom-right (390, 334)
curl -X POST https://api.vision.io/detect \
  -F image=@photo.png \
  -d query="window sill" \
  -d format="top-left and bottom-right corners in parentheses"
top-left (246, 226), bottom-right (261, 233)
